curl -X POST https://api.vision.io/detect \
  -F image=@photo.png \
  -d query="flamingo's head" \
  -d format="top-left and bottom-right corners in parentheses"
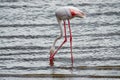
top-left (70, 7), bottom-right (85, 18)
top-left (55, 6), bottom-right (85, 21)
top-left (49, 47), bottom-right (55, 56)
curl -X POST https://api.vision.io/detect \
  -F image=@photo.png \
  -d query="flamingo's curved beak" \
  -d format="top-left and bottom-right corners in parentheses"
top-left (77, 11), bottom-right (86, 18)
top-left (70, 9), bottom-right (86, 18)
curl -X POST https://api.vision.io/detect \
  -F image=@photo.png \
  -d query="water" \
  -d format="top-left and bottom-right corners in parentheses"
top-left (0, 0), bottom-right (120, 80)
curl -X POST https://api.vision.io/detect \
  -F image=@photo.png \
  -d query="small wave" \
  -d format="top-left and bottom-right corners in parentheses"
top-left (68, 2), bottom-right (120, 7)
top-left (54, 56), bottom-right (120, 62)
top-left (82, 32), bottom-right (120, 37)
top-left (0, 46), bottom-right (48, 50)
top-left (0, 58), bottom-right (14, 60)
top-left (2, 66), bottom-right (49, 70)
top-left (76, 45), bottom-right (120, 49)
top-left (2, 65), bottom-right (120, 71)
top-left (0, 31), bottom-right (119, 39)
top-left (0, 23), bottom-right (57, 27)
top-left (0, 45), bottom-right (119, 50)
top-left (19, 57), bottom-right (48, 62)
top-left (0, 35), bottom-right (53, 39)
top-left (0, 5), bottom-right (43, 8)
top-left (77, 57), bottom-right (120, 62)
top-left (0, 21), bottom-right (119, 28)
top-left (89, 11), bottom-right (120, 16)
top-left (0, 51), bottom-right (47, 56)
top-left (0, 73), bottom-right (119, 78)
top-left (0, 0), bottom-right (18, 2)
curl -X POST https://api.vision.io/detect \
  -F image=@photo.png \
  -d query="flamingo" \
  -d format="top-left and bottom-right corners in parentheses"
top-left (49, 6), bottom-right (85, 65)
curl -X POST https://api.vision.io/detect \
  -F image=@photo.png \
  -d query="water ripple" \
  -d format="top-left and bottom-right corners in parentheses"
top-left (0, 23), bottom-right (57, 27)
top-left (89, 11), bottom-right (120, 16)
top-left (0, 45), bottom-right (119, 50)
top-left (0, 32), bottom-right (119, 39)
top-left (2, 65), bottom-right (120, 70)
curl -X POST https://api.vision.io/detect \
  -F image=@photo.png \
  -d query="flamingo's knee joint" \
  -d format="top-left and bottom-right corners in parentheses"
top-left (64, 38), bottom-right (67, 43)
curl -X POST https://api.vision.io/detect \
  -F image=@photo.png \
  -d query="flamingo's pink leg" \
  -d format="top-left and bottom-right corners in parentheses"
top-left (50, 20), bottom-right (67, 60)
top-left (68, 20), bottom-right (74, 64)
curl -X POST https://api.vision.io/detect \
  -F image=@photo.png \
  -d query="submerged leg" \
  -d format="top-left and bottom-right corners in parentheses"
top-left (68, 20), bottom-right (73, 64)
top-left (50, 20), bottom-right (67, 60)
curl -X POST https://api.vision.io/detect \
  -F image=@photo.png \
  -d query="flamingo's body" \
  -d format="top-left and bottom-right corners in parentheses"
top-left (49, 6), bottom-right (85, 65)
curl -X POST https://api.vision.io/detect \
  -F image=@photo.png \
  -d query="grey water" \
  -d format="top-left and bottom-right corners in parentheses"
top-left (0, 0), bottom-right (120, 80)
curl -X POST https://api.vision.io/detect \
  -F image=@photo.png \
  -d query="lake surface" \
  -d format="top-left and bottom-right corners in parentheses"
top-left (0, 0), bottom-right (120, 80)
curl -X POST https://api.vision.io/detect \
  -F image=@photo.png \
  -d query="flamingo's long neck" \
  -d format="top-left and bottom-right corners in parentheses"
top-left (52, 20), bottom-right (63, 48)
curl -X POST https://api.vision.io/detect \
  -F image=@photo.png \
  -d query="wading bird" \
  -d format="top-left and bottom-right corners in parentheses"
top-left (49, 6), bottom-right (85, 65)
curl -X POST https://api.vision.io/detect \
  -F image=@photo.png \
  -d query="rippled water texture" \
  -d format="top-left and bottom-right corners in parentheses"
top-left (0, 0), bottom-right (120, 80)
